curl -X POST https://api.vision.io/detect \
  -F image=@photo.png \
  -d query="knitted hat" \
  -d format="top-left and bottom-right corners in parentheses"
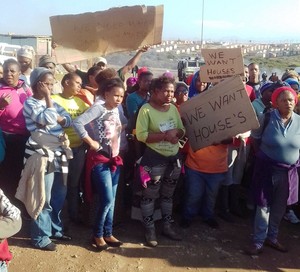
top-left (271, 86), bottom-right (298, 107)
top-left (38, 55), bottom-right (56, 67)
top-left (284, 78), bottom-right (299, 90)
top-left (30, 67), bottom-right (52, 87)
top-left (259, 82), bottom-right (274, 95)
top-left (17, 46), bottom-right (35, 60)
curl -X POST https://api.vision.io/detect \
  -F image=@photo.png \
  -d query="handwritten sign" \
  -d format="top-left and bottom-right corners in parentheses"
top-left (201, 48), bottom-right (244, 83)
top-left (50, 5), bottom-right (164, 63)
top-left (180, 76), bottom-right (259, 151)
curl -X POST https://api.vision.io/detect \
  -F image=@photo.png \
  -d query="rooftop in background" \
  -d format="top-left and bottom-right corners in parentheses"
top-left (0, 33), bottom-right (52, 58)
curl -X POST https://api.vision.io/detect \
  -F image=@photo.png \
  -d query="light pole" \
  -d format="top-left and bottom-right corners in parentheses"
top-left (200, 0), bottom-right (204, 49)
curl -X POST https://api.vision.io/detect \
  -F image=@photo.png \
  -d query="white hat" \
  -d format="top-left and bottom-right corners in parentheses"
top-left (17, 45), bottom-right (35, 60)
top-left (94, 57), bottom-right (107, 65)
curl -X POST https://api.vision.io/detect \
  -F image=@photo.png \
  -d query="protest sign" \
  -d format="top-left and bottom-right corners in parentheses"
top-left (180, 75), bottom-right (259, 151)
top-left (200, 48), bottom-right (244, 83)
top-left (50, 5), bottom-right (163, 63)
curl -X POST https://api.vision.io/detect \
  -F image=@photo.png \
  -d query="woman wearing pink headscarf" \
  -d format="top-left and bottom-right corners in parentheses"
top-left (246, 86), bottom-right (300, 255)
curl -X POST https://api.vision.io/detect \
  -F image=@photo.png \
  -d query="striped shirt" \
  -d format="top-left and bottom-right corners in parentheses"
top-left (23, 97), bottom-right (72, 137)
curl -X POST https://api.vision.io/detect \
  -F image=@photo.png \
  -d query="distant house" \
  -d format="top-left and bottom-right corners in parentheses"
top-left (0, 33), bottom-right (52, 60)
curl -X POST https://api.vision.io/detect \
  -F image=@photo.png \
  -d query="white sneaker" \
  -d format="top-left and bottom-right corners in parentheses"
top-left (284, 210), bottom-right (300, 224)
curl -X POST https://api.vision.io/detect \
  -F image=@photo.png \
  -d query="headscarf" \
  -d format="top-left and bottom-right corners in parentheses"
top-left (175, 81), bottom-right (189, 94)
top-left (38, 55), bottom-right (56, 67)
top-left (271, 86), bottom-right (298, 107)
top-left (188, 70), bottom-right (209, 98)
top-left (17, 46), bottom-right (35, 60)
top-left (126, 77), bottom-right (138, 87)
top-left (162, 70), bottom-right (175, 79)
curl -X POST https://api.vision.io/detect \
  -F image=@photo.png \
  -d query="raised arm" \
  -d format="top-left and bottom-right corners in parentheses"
top-left (51, 41), bottom-right (77, 73)
top-left (118, 45), bottom-right (150, 78)
top-left (61, 63), bottom-right (77, 73)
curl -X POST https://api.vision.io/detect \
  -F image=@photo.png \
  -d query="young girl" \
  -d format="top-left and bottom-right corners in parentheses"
top-left (18, 67), bottom-right (72, 251)
top-left (52, 72), bottom-right (89, 223)
top-left (73, 78), bottom-right (124, 251)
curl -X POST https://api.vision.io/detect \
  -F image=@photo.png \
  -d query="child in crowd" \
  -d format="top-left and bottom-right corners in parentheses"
top-left (52, 73), bottom-right (89, 224)
top-left (16, 67), bottom-right (72, 251)
top-left (73, 78), bottom-right (125, 251)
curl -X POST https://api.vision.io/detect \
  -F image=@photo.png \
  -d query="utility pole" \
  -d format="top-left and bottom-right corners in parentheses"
top-left (200, 0), bottom-right (205, 49)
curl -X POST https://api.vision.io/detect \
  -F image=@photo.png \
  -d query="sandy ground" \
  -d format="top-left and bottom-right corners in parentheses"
top-left (7, 201), bottom-right (300, 272)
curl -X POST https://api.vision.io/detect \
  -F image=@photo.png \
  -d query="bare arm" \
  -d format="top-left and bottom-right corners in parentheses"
top-left (82, 135), bottom-right (101, 151)
top-left (118, 45), bottom-right (150, 78)
top-left (62, 63), bottom-right (76, 73)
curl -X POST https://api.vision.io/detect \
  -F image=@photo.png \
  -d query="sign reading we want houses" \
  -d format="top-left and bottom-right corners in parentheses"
top-left (180, 75), bottom-right (259, 151)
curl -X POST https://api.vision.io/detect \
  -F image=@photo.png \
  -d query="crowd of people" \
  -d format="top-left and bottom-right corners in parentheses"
top-left (0, 43), bottom-right (300, 270)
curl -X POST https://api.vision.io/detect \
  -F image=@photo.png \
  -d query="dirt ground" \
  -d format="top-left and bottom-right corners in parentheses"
top-left (7, 196), bottom-right (300, 272)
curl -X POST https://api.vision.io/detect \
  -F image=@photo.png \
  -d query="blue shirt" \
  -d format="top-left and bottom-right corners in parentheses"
top-left (126, 92), bottom-right (147, 119)
top-left (251, 110), bottom-right (300, 165)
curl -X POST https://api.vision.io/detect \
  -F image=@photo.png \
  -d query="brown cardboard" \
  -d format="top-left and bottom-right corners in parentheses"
top-left (180, 75), bottom-right (259, 151)
top-left (201, 48), bottom-right (244, 83)
top-left (50, 5), bottom-right (164, 64)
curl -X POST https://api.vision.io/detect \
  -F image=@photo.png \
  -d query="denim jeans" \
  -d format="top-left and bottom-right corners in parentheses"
top-left (31, 172), bottom-right (67, 248)
top-left (91, 163), bottom-right (120, 238)
top-left (51, 172), bottom-right (67, 237)
top-left (182, 166), bottom-right (225, 221)
top-left (31, 172), bottom-right (54, 248)
top-left (67, 145), bottom-right (86, 221)
top-left (253, 166), bottom-right (289, 244)
top-left (0, 261), bottom-right (7, 272)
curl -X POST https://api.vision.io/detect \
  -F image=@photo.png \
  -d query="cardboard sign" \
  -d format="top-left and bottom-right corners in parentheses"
top-left (50, 5), bottom-right (164, 63)
top-left (201, 48), bottom-right (244, 83)
top-left (180, 76), bottom-right (259, 151)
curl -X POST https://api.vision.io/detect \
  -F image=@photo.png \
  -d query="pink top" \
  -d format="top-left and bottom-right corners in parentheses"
top-left (0, 80), bottom-right (32, 135)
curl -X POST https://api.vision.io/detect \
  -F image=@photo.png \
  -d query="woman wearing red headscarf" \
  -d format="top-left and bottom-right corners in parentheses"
top-left (246, 86), bottom-right (300, 255)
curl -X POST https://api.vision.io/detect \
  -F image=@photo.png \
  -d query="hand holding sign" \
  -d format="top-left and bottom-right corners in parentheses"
top-left (180, 75), bottom-right (259, 151)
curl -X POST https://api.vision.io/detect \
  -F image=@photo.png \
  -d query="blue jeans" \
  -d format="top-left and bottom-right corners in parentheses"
top-left (67, 145), bottom-right (86, 221)
top-left (253, 166), bottom-right (289, 245)
top-left (51, 172), bottom-right (67, 237)
top-left (182, 166), bottom-right (225, 221)
top-left (91, 163), bottom-right (120, 238)
top-left (31, 172), bottom-right (67, 248)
